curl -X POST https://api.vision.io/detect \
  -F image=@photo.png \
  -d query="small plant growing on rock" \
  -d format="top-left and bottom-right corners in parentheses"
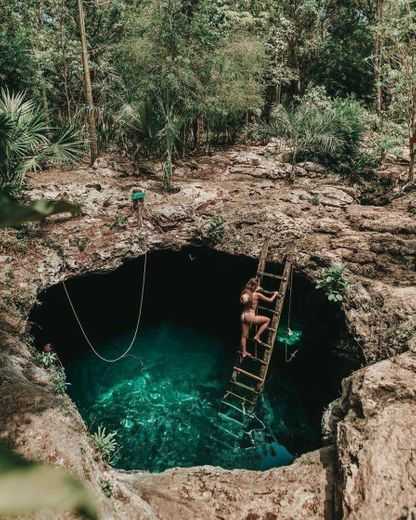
top-left (51, 366), bottom-right (70, 394)
top-left (41, 236), bottom-right (64, 256)
top-left (35, 345), bottom-right (70, 394)
top-left (106, 215), bottom-right (128, 230)
top-left (311, 195), bottom-right (320, 206)
top-left (91, 425), bottom-right (119, 463)
top-left (100, 479), bottom-right (113, 497)
top-left (316, 263), bottom-right (350, 302)
top-left (193, 215), bottom-right (227, 245)
top-left (386, 320), bottom-right (416, 354)
top-left (75, 235), bottom-right (90, 252)
top-left (35, 349), bottom-right (58, 368)
top-left (207, 215), bottom-right (226, 243)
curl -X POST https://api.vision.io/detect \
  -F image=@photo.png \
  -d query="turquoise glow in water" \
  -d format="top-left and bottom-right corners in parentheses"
top-left (31, 250), bottom-right (356, 472)
top-left (67, 321), bottom-right (300, 472)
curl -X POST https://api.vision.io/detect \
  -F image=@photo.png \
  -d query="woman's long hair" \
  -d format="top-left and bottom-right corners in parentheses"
top-left (240, 277), bottom-right (258, 305)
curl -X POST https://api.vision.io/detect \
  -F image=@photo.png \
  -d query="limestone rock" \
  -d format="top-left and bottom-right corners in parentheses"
top-left (336, 352), bottom-right (416, 519)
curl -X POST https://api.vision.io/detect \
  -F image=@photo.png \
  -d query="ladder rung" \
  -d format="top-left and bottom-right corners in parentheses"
top-left (210, 435), bottom-right (236, 449)
top-left (237, 351), bottom-right (268, 365)
top-left (258, 271), bottom-right (286, 281)
top-left (218, 412), bottom-right (245, 426)
top-left (221, 400), bottom-right (248, 415)
top-left (216, 425), bottom-right (242, 439)
top-left (223, 390), bottom-right (256, 405)
top-left (248, 339), bottom-right (272, 350)
top-left (233, 367), bottom-right (264, 382)
top-left (247, 355), bottom-right (267, 365)
top-left (258, 306), bottom-right (280, 316)
top-left (230, 380), bottom-right (260, 394)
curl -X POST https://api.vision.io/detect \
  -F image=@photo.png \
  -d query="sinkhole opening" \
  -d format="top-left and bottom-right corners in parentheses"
top-left (30, 248), bottom-right (357, 473)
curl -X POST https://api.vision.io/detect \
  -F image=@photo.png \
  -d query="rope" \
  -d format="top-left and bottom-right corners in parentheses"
top-left (62, 252), bottom-right (147, 363)
top-left (285, 266), bottom-right (298, 363)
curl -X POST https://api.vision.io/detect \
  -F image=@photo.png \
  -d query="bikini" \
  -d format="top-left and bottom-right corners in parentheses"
top-left (241, 291), bottom-right (257, 323)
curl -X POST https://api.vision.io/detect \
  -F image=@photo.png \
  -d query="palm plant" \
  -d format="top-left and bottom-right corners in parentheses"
top-left (157, 97), bottom-right (183, 191)
top-left (116, 100), bottom-right (161, 166)
top-left (0, 89), bottom-right (83, 194)
top-left (267, 102), bottom-right (345, 181)
top-left (90, 425), bottom-right (119, 463)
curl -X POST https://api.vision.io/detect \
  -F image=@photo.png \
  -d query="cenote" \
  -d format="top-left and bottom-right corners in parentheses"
top-left (30, 248), bottom-right (356, 472)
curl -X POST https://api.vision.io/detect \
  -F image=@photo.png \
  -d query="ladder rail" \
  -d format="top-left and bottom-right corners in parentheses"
top-left (216, 240), bottom-right (294, 441)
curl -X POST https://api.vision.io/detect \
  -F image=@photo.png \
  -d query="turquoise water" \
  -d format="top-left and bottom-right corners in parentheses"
top-left (32, 251), bottom-right (354, 472)
top-left (66, 321), bottom-right (300, 472)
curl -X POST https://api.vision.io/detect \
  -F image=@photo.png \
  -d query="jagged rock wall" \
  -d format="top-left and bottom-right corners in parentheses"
top-left (0, 144), bottom-right (415, 519)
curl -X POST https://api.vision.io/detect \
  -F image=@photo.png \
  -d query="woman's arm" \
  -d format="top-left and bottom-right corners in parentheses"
top-left (255, 291), bottom-right (279, 303)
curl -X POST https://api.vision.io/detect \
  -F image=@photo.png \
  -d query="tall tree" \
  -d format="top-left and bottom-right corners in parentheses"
top-left (380, 0), bottom-right (416, 180)
top-left (77, 0), bottom-right (98, 164)
top-left (373, 0), bottom-right (384, 117)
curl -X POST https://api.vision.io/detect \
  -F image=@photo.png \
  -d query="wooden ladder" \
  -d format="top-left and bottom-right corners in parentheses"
top-left (214, 239), bottom-right (294, 442)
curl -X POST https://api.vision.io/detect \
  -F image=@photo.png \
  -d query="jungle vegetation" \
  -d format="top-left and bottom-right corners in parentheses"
top-left (0, 0), bottom-right (415, 190)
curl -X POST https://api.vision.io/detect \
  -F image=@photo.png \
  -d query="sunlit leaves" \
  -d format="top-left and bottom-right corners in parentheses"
top-left (0, 195), bottom-right (77, 228)
top-left (0, 445), bottom-right (97, 519)
top-left (0, 88), bottom-right (83, 188)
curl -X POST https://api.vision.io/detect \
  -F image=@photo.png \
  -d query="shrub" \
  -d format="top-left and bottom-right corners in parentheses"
top-left (35, 351), bottom-right (58, 369)
top-left (100, 480), bottom-right (113, 498)
top-left (0, 89), bottom-right (83, 196)
top-left (253, 86), bottom-right (366, 177)
top-left (51, 366), bottom-right (70, 394)
top-left (192, 215), bottom-right (226, 245)
top-left (91, 425), bottom-right (119, 463)
top-left (316, 263), bottom-right (350, 302)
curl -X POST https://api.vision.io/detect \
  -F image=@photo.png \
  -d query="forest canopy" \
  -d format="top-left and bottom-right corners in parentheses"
top-left (0, 0), bottom-right (415, 190)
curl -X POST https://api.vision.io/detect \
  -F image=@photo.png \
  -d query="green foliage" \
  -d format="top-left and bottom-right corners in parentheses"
top-left (35, 351), bottom-right (58, 369)
top-left (0, 89), bottom-right (83, 193)
top-left (0, 444), bottom-right (97, 519)
top-left (51, 366), bottom-right (70, 394)
top-left (91, 425), bottom-right (119, 463)
top-left (386, 320), bottom-right (416, 354)
top-left (100, 479), bottom-right (113, 498)
top-left (311, 195), bottom-right (320, 206)
top-left (75, 236), bottom-right (90, 252)
top-left (193, 214), bottom-right (226, 245)
top-left (0, 0), bottom-right (413, 184)
top-left (0, 195), bottom-right (77, 228)
top-left (256, 86), bottom-right (366, 177)
top-left (316, 263), bottom-right (350, 302)
top-left (106, 215), bottom-right (128, 230)
top-left (41, 236), bottom-right (64, 256)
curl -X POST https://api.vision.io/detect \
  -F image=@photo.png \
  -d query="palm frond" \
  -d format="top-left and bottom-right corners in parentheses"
top-left (45, 128), bottom-right (85, 163)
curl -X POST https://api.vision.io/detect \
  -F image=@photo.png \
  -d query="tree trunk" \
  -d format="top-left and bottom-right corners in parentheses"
top-left (275, 83), bottom-right (282, 104)
top-left (77, 0), bottom-right (98, 165)
top-left (409, 86), bottom-right (416, 181)
top-left (193, 117), bottom-right (199, 149)
top-left (182, 123), bottom-right (188, 158)
top-left (59, 0), bottom-right (72, 123)
top-left (374, 0), bottom-right (384, 118)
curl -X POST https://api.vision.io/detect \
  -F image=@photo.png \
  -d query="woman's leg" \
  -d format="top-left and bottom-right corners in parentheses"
top-left (240, 319), bottom-right (250, 357)
top-left (250, 315), bottom-right (270, 342)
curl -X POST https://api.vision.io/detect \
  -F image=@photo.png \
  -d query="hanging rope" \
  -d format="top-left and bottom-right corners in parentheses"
top-left (62, 252), bottom-right (147, 363)
top-left (285, 266), bottom-right (298, 363)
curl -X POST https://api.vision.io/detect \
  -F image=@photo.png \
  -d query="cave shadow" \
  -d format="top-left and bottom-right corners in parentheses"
top-left (29, 247), bottom-right (358, 470)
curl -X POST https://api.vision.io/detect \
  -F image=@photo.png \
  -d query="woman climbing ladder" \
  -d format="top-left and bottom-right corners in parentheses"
top-left (240, 278), bottom-right (280, 358)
